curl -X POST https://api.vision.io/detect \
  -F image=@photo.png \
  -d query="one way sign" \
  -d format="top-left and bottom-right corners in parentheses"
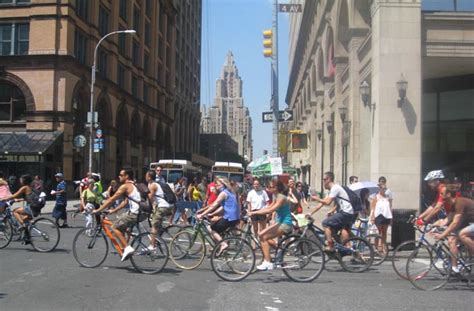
top-left (262, 110), bottom-right (294, 123)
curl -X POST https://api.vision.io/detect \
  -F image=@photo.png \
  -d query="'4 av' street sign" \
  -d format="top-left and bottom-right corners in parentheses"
top-left (262, 110), bottom-right (294, 123)
top-left (278, 4), bottom-right (302, 13)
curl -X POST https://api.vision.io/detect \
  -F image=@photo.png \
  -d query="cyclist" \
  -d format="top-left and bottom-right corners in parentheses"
top-left (309, 171), bottom-right (354, 252)
top-left (248, 179), bottom-right (292, 271)
top-left (196, 176), bottom-right (240, 255)
top-left (146, 170), bottom-right (173, 250)
top-left (433, 183), bottom-right (474, 271)
top-left (93, 168), bottom-right (142, 262)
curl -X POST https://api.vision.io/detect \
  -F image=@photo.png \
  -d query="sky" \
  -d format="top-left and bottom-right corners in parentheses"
top-left (200, 0), bottom-right (291, 159)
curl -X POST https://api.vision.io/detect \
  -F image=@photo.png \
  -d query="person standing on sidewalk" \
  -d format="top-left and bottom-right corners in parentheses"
top-left (52, 173), bottom-right (68, 228)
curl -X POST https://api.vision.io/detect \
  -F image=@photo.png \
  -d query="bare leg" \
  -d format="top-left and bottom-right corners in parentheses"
top-left (447, 235), bottom-right (459, 268)
top-left (324, 227), bottom-right (334, 250)
top-left (259, 224), bottom-right (280, 262)
top-left (458, 228), bottom-right (474, 257)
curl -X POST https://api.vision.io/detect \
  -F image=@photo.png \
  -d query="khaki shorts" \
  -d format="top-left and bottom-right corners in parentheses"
top-left (112, 212), bottom-right (138, 232)
top-left (278, 223), bottom-right (293, 234)
top-left (150, 206), bottom-right (173, 228)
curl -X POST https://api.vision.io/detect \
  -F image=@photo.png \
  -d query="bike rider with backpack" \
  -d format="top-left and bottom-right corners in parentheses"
top-left (309, 171), bottom-right (360, 252)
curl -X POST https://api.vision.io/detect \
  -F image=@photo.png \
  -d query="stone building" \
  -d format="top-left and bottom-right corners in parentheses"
top-left (286, 0), bottom-right (474, 210)
top-left (201, 51), bottom-right (253, 161)
top-left (0, 0), bottom-right (202, 182)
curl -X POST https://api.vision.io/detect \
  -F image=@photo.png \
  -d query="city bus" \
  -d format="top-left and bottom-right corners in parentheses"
top-left (149, 159), bottom-right (200, 184)
top-left (211, 162), bottom-right (245, 183)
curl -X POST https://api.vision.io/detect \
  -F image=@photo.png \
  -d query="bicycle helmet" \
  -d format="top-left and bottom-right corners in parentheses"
top-left (424, 170), bottom-right (445, 181)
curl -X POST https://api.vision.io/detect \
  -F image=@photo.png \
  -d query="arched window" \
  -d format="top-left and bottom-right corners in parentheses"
top-left (0, 82), bottom-right (26, 122)
top-left (130, 111), bottom-right (141, 147)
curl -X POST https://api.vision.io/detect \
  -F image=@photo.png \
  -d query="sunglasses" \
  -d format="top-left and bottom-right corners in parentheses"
top-left (119, 174), bottom-right (125, 177)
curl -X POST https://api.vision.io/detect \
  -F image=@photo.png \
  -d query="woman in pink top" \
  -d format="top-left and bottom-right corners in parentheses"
top-left (0, 171), bottom-right (12, 212)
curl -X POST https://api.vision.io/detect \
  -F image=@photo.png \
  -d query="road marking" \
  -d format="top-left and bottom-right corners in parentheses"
top-left (156, 282), bottom-right (175, 293)
top-left (265, 307), bottom-right (279, 311)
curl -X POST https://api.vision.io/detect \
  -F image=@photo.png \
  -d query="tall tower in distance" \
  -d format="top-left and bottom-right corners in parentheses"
top-left (202, 51), bottom-right (253, 161)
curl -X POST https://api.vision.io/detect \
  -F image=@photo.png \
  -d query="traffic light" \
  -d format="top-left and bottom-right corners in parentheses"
top-left (263, 29), bottom-right (273, 58)
top-left (291, 133), bottom-right (308, 150)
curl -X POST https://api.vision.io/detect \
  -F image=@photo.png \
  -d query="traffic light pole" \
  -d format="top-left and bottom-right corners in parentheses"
top-left (272, 0), bottom-right (279, 158)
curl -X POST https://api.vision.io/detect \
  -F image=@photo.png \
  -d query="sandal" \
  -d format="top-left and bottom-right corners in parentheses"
top-left (215, 243), bottom-right (229, 257)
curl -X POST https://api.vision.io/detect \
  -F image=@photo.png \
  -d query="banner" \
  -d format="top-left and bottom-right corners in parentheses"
top-left (270, 157), bottom-right (283, 176)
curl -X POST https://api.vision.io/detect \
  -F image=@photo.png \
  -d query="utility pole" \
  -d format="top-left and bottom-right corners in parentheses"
top-left (272, 0), bottom-right (279, 158)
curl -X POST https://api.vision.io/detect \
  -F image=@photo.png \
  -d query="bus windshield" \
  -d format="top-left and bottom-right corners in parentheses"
top-left (229, 173), bottom-right (244, 183)
top-left (167, 170), bottom-right (183, 184)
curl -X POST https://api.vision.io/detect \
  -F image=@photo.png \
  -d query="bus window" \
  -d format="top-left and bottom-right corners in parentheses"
top-left (168, 170), bottom-right (183, 184)
top-left (229, 173), bottom-right (244, 183)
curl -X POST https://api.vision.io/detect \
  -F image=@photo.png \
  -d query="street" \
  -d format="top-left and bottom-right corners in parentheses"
top-left (0, 213), bottom-right (472, 311)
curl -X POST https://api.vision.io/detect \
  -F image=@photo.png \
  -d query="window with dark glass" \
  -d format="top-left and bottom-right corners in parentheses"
top-left (118, 25), bottom-right (126, 55)
top-left (144, 52), bottom-right (149, 76)
top-left (119, 0), bottom-right (127, 21)
top-left (146, 0), bottom-right (152, 17)
top-left (131, 75), bottom-right (138, 98)
top-left (117, 63), bottom-right (125, 89)
top-left (0, 0), bottom-right (30, 5)
top-left (145, 21), bottom-right (151, 47)
top-left (0, 82), bottom-right (26, 122)
top-left (132, 40), bottom-right (140, 66)
top-left (133, 6), bottom-right (140, 35)
top-left (75, 0), bottom-right (88, 21)
top-left (98, 5), bottom-right (109, 37)
top-left (0, 23), bottom-right (29, 56)
top-left (97, 49), bottom-right (107, 78)
top-left (143, 83), bottom-right (149, 105)
top-left (74, 30), bottom-right (87, 64)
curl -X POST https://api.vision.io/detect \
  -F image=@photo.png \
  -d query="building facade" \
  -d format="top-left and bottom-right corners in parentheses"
top-left (200, 133), bottom-right (239, 161)
top-left (201, 51), bottom-right (253, 161)
top-left (0, 0), bottom-right (202, 183)
top-left (286, 0), bottom-right (474, 210)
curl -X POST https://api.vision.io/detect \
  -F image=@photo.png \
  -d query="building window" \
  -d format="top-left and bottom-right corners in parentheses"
top-left (144, 52), bottom-right (149, 76)
top-left (117, 63), bottom-right (126, 89)
top-left (118, 25), bottom-right (126, 55)
top-left (97, 48), bottom-right (107, 78)
top-left (0, 0), bottom-right (30, 5)
top-left (98, 5), bottom-right (110, 37)
top-left (146, 0), bottom-right (152, 18)
top-left (0, 23), bottom-right (29, 56)
top-left (145, 21), bottom-right (151, 47)
top-left (132, 40), bottom-right (140, 67)
top-left (133, 6), bottom-right (140, 35)
top-left (75, 0), bottom-right (88, 21)
top-left (0, 82), bottom-right (26, 122)
top-left (132, 75), bottom-right (138, 98)
top-left (143, 83), bottom-right (149, 105)
top-left (119, 0), bottom-right (127, 21)
top-left (74, 30), bottom-right (87, 64)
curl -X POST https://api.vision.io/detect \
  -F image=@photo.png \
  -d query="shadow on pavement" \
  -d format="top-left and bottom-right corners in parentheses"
top-left (0, 293), bottom-right (7, 299)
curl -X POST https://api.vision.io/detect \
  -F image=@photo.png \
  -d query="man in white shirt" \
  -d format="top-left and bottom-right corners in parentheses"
top-left (246, 179), bottom-right (270, 235)
top-left (309, 171), bottom-right (354, 251)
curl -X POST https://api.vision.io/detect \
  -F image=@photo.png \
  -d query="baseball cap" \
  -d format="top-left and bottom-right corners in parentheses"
top-left (55, 173), bottom-right (64, 178)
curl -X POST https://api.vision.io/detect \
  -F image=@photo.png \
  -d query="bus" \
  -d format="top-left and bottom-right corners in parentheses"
top-left (149, 160), bottom-right (200, 184)
top-left (211, 162), bottom-right (245, 183)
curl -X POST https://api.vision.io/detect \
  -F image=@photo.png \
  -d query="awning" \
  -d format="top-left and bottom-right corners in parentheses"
top-left (0, 131), bottom-right (63, 155)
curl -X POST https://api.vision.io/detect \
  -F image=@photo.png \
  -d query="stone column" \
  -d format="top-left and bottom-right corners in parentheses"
top-left (370, 0), bottom-right (422, 209)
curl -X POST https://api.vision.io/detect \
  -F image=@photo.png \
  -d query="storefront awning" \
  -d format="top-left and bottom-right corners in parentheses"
top-left (0, 131), bottom-right (63, 155)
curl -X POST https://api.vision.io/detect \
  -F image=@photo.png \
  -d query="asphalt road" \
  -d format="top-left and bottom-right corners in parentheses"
top-left (0, 213), bottom-right (472, 311)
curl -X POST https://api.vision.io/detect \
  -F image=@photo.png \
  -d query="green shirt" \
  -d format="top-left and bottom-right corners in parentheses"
top-left (83, 189), bottom-right (99, 205)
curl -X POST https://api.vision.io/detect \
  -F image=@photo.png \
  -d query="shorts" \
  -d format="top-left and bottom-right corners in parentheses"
top-left (460, 223), bottom-right (474, 236)
top-left (251, 212), bottom-right (266, 222)
top-left (150, 206), bottom-right (173, 228)
top-left (211, 218), bottom-right (239, 234)
top-left (278, 223), bottom-right (293, 234)
top-left (375, 215), bottom-right (391, 226)
top-left (112, 212), bottom-right (138, 232)
top-left (322, 212), bottom-right (354, 231)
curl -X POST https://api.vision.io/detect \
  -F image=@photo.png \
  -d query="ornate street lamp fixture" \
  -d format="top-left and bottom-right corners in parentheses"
top-left (316, 128), bottom-right (322, 141)
top-left (326, 120), bottom-right (333, 134)
top-left (396, 73), bottom-right (408, 108)
top-left (338, 106), bottom-right (348, 122)
top-left (359, 80), bottom-right (370, 107)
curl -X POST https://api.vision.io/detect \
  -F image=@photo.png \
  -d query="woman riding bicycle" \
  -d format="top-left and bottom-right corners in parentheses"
top-left (1, 174), bottom-right (35, 230)
top-left (248, 179), bottom-right (293, 271)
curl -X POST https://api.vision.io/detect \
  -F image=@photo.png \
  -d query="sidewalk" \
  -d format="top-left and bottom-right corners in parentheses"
top-left (40, 199), bottom-right (81, 214)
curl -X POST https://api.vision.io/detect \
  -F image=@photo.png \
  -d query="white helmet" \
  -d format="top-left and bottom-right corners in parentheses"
top-left (424, 170), bottom-right (445, 181)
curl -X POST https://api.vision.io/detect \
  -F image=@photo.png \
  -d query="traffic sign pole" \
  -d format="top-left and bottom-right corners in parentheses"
top-left (272, 0), bottom-right (279, 157)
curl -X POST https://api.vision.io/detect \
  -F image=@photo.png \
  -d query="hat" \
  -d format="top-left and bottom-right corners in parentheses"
top-left (55, 173), bottom-right (64, 178)
top-left (424, 170), bottom-right (445, 181)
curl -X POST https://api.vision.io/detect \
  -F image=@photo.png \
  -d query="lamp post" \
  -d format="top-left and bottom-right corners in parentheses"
top-left (88, 29), bottom-right (135, 174)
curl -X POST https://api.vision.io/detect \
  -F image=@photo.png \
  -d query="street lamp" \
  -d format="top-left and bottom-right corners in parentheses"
top-left (359, 80), bottom-right (370, 107)
top-left (396, 73), bottom-right (408, 108)
top-left (88, 29), bottom-right (135, 174)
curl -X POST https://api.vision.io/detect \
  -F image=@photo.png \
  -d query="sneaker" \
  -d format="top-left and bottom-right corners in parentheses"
top-left (147, 245), bottom-right (156, 251)
top-left (121, 246), bottom-right (135, 262)
top-left (452, 265), bottom-right (461, 274)
top-left (434, 259), bottom-right (445, 270)
top-left (256, 261), bottom-right (274, 271)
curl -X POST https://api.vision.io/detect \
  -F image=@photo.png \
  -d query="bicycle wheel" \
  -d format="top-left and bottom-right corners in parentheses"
top-left (72, 228), bottom-right (109, 268)
top-left (338, 237), bottom-right (374, 273)
top-left (392, 240), bottom-right (430, 280)
top-left (366, 234), bottom-right (388, 266)
top-left (29, 217), bottom-right (60, 252)
top-left (169, 229), bottom-right (205, 270)
top-left (0, 218), bottom-right (13, 249)
top-left (406, 245), bottom-right (450, 290)
top-left (282, 238), bottom-right (325, 282)
top-left (130, 233), bottom-right (169, 274)
top-left (210, 237), bottom-right (255, 282)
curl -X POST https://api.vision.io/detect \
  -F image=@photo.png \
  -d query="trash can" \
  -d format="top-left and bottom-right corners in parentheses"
top-left (391, 209), bottom-right (417, 249)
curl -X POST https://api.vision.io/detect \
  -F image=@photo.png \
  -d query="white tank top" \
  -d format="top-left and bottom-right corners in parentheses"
top-left (152, 182), bottom-right (171, 208)
top-left (374, 194), bottom-right (392, 219)
top-left (128, 185), bottom-right (141, 214)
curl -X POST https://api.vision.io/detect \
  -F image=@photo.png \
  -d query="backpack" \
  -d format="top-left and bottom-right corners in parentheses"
top-left (157, 181), bottom-right (177, 204)
top-left (337, 186), bottom-right (363, 213)
top-left (29, 189), bottom-right (46, 217)
top-left (128, 183), bottom-right (153, 215)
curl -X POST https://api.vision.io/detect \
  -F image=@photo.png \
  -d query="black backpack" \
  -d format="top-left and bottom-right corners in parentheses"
top-left (157, 181), bottom-right (177, 204)
top-left (29, 189), bottom-right (46, 217)
top-left (128, 183), bottom-right (153, 215)
top-left (337, 186), bottom-right (363, 213)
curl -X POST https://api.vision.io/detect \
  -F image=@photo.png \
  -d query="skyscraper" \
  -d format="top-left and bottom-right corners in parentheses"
top-left (201, 51), bottom-right (253, 161)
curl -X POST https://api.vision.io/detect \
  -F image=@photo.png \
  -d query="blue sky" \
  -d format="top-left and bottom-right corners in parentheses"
top-left (200, 0), bottom-right (290, 158)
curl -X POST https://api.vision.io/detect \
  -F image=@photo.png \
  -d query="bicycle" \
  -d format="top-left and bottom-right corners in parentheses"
top-left (0, 200), bottom-right (60, 252)
top-left (72, 210), bottom-right (168, 274)
top-left (406, 232), bottom-right (473, 291)
top-left (351, 216), bottom-right (388, 265)
top-left (298, 216), bottom-right (374, 273)
top-left (210, 219), bottom-right (325, 282)
top-left (168, 216), bottom-right (240, 270)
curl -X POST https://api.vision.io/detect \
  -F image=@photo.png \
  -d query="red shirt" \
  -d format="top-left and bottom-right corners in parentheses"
top-left (435, 184), bottom-right (461, 214)
top-left (206, 182), bottom-right (218, 205)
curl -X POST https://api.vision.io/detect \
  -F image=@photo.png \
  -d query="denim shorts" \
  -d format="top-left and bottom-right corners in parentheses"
top-left (322, 212), bottom-right (354, 231)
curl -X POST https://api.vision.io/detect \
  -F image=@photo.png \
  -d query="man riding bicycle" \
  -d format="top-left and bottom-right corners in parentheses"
top-left (93, 168), bottom-right (141, 262)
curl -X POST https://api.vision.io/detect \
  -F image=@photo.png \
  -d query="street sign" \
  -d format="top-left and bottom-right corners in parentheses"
top-left (96, 129), bottom-right (103, 138)
top-left (262, 110), bottom-right (294, 123)
top-left (73, 135), bottom-right (87, 148)
top-left (94, 138), bottom-right (104, 152)
top-left (278, 3), bottom-right (302, 13)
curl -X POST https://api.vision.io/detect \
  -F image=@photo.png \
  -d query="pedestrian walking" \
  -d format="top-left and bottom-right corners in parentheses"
top-left (370, 184), bottom-right (392, 255)
top-left (51, 173), bottom-right (68, 228)
top-left (246, 178), bottom-right (270, 235)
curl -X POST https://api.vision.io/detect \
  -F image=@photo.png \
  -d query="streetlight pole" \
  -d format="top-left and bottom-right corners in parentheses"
top-left (88, 29), bottom-right (135, 174)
